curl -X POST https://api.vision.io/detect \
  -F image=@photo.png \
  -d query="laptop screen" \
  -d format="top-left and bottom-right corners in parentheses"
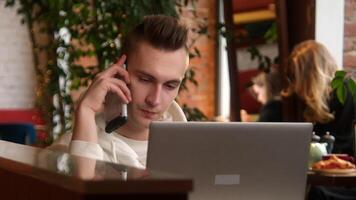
top-left (147, 122), bottom-right (312, 200)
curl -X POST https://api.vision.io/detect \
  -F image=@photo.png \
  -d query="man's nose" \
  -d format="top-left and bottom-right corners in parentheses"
top-left (145, 85), bottom-right (161, 107)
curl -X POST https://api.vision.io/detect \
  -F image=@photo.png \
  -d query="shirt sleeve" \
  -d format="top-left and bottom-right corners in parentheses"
top-left (69, 140), bottom-right (104, 161)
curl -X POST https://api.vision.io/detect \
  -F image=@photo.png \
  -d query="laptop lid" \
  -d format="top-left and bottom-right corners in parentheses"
top-left (147, 122), bottom-right (312, 200)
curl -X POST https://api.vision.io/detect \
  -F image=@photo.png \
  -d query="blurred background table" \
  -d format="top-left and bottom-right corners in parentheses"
top-left (307, 171), bottom-right (356, 187)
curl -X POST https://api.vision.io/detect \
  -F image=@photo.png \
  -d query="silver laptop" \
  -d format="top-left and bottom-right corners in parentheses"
top-left (147, 122), bottom-right (312, 200)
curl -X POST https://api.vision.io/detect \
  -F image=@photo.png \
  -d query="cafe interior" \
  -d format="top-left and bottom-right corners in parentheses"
top-left (0, 0), bottom-right (355, 199)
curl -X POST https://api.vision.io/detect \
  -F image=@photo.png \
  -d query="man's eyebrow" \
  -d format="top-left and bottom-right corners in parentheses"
top-left (135, 70), bottom-right (182, 83)
top-left (166, 80), bottom-right (181, 85)
top-left (135, 70), bottom-right (156, 80)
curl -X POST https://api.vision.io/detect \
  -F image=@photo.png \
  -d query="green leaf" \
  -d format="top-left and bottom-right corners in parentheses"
top-left (5, 0), bottom-right (15, 7)
top-left (194, 47), bottom-right (201, 58)
top-left (73, 3), bottom-right (82, 9)
top-left (335, 70), bottom-right (346, 78)
top-left (63, 95), bottom-right (73, 104)
top-left (336, 85), bottom-right (346, 104)
top-left (331, 77), bottom-right (343, 90)
top-left (264, 22), bottom-right (277, 43)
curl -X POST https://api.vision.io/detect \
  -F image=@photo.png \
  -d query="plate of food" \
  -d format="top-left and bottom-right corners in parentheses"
top-left (312, 155), bottom-right (356, 174)
top-left (313, 168), bottom-right (356, 174)
top-left (322, 154), bottom-right (355, 163)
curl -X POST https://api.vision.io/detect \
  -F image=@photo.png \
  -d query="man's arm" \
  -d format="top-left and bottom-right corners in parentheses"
top-left (72, 55), bottom-right (131, 143)
top-left (72, 104), bottom-right (98, 142)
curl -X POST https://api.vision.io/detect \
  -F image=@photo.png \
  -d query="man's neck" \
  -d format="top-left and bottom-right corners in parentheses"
top-left (117, 122), bottom-right (149, 141)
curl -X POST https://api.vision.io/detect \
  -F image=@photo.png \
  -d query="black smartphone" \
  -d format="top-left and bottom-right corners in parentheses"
top-left (105, 61), bottom-right (128, 133)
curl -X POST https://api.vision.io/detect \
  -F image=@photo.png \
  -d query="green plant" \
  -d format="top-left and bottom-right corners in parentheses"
top-left (182, 104), bottom-right (208, 121)
top-left (331, 70), bottom-right (356, 104)
top-left (4, 0), bottom-right (207, 143)
top-left (219, 20), bottom-right (278, 73)
top-left (246, 21), bottom-right (278, 73)
top-left (246, 45), bottom-right (278, 73)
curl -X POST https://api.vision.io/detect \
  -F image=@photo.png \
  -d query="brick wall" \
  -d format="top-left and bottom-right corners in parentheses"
top-left (178, 0), bottom-right (217, 119)
top-left (344, 0), bottom-right (356, 70)
top-left (0, 3), bottom-right (36, 108)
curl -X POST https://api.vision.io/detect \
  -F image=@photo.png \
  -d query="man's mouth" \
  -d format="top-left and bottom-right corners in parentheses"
top-left (140, 109), bottom-right (158, 119)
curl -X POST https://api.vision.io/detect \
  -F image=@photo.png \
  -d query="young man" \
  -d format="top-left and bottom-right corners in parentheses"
top-left (67, 15), bottom-right (189, 168)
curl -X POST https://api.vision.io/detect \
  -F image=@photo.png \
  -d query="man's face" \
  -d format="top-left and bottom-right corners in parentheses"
top-left (127, 42), bottom-right (188, 129)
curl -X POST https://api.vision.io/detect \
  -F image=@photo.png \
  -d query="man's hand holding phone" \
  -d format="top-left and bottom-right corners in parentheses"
top-left (73, 55), bottom-right (131, 142)
top-left (79, 55), bottom-right (131, 113)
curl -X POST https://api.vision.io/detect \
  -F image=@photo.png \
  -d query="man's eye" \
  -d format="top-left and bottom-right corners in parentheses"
top-left (165, 84), bottom-right (178, 90)
top-left (139, 77), bottom-right (150, 82)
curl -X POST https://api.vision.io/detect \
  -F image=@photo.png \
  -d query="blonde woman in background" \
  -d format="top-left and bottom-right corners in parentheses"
top-left (283, 40), bottom-right (355, 155)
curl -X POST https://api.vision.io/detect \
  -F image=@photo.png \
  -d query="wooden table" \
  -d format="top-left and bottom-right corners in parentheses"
top-left (307, 170), bottom-right (356, 187)
top-left (0, 140), bottom-right (192, 200)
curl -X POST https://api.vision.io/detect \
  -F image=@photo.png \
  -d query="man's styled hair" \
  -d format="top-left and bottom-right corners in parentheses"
top-left (122, 15), bottom-right (188, 59)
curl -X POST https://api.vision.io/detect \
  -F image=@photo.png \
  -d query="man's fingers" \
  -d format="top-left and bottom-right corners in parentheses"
top-left (111, 54), bottom-right (130, 83)
top-left (115, 54), bottom-right (126, 67)
top-left (109, 84), bottom-right (130, 104)
top-left (96, 55), bottom-right (130, 84)
top-left (109, 78), bottom-right (132, 102)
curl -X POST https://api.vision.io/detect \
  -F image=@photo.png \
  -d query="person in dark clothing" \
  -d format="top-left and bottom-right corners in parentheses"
top-left (258, 99), bottom-right (283, 122)
top-left (281, 40), bottom-right (356, 200)
top-left (313, 87), bottom-right (355, 155)
top-left (241, 67), bottom-right (283, 122)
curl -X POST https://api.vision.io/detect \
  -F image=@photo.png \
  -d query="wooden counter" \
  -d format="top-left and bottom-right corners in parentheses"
top-left (0, 140), bottom-right (192, 200)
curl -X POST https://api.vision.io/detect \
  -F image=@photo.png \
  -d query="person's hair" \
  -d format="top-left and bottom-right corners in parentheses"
top-left (122, 15), bottom-right (188, 60)
top-left (252, 67), bottom-right (282, 102)
top-left (282, 40), bottom-right (338, 123)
